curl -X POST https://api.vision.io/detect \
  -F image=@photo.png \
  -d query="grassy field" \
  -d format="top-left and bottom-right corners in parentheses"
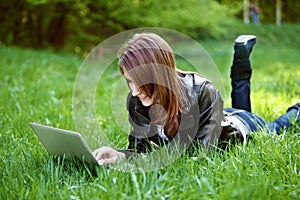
top-left (1, 23), bottom-right (300, 199)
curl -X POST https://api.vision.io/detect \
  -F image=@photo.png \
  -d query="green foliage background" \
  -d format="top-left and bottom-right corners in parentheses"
top-left (1, 0), bottom-right (299, 52)
top-left (0, 0), bottom-right (234, 50)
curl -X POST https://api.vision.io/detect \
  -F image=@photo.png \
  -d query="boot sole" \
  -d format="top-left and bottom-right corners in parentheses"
top-left (235, 35), bottom-right (256, 45)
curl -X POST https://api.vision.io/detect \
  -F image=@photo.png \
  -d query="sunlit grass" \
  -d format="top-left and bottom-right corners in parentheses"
top-left (1, 24), bottom-right (300, 199)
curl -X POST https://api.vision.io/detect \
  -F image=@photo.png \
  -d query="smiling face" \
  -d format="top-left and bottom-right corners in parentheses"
top-left (118, 33), bottom-right (186, 138)
top-left (118, 33), bottom-right (185, 138)
top-left (118, 33), bottom-right (174, 108)
top-left (124, 73), bottom-right (154, 107)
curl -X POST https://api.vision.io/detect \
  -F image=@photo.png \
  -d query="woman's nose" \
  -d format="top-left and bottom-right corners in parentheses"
top-left (129, 83), bottom-right (140, 96)
top-left (131, 87), bottom-right (140, 96)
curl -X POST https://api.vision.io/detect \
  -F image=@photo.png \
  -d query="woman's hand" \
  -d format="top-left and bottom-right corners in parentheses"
top-left (93, 146), bottom-right (125, 165)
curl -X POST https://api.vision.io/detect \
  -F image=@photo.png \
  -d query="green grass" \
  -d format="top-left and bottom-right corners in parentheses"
top-left (1, 23), bottom-right (300, 199)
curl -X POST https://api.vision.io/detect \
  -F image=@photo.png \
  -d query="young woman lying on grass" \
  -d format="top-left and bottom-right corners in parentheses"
top-left (93, 33), bottom-right (300, 165)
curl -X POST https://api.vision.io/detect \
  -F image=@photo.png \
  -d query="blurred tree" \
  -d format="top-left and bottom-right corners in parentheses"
top-left (276, 0), bottom-right (281, 26)
top-left (67, 0), bottom-right (237, 48)
top-left (1, 0), bottom-right (236, 50)
top-left (0, 0), bottom-right (70, 48)
top-left (1, 0), bottom-right (299, 51)
top-left (244, 0), bottom-right (249, 24)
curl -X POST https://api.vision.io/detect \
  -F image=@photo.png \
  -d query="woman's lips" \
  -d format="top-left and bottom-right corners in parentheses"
top-left (139, 96), bottom-right (148, 101)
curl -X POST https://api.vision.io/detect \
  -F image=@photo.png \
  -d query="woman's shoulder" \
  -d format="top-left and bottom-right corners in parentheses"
top-left (176, 69), bottom-right (211, 86)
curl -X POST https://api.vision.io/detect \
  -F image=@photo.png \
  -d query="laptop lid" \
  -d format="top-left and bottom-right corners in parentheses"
top-left (30, 122), bottom-right (99, 165)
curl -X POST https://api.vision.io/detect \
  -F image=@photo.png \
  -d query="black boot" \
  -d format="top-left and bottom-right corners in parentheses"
top-left (230, 35), bottom-right (256, 112)
top-left (230, 35), bottom-right (256, 80)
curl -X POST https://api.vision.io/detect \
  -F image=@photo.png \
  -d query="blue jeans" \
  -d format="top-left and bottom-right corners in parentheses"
top-left (228, 65), bottom-right (300, 134)
top-left (252, 14), bottom-right (260, 25)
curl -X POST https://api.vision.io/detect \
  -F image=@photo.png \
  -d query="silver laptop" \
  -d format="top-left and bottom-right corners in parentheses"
top-left (30, 122), bottom-right (99, 165)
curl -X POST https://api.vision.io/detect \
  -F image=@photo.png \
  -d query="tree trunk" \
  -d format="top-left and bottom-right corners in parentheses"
top-left (276, 0), bottom-right (282, 26)
top-left (46, 3), bottom-right (68, 48)
top-left (244, 0), bottom-right (249, 24)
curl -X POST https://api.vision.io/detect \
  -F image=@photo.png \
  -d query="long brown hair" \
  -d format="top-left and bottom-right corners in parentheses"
top-left (118, 33), bottom-right (187, 138)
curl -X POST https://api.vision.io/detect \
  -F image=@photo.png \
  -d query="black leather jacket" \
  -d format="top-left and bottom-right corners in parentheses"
top-left (120, 71), bottom-right (242, 157)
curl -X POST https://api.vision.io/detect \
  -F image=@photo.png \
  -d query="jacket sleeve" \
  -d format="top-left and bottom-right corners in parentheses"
top-left (117, 93), bottom-right (156, 158)
top-left (193, 81), bottom-right (224, 152)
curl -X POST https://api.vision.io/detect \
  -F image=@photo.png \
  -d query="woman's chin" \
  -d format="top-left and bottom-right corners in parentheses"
top-left (140, 98), bottom-right (153, 107)
top-left (141, 101), bottom-right (152, 107)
